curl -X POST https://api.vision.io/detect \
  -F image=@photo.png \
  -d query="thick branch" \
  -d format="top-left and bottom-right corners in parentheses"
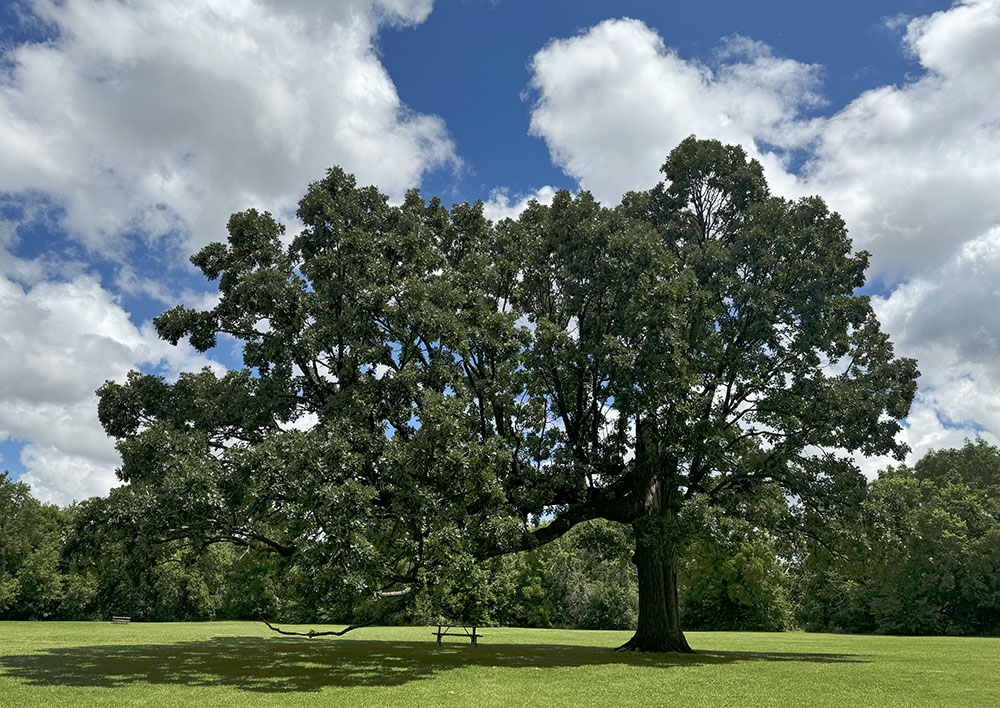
top-left (261, 618), bottom-right (373, 638)
top-left (480, 484), bottom-right (635, 560)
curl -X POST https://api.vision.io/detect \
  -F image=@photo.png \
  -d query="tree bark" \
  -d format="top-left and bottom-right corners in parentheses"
top-left (619, 421), bottom-right (693, 653)
top-left (618, 523), bottom-right (693, 653)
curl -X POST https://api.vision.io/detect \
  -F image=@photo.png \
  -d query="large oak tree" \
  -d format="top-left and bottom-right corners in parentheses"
top-left (96, 137), bottom-right (917, 652)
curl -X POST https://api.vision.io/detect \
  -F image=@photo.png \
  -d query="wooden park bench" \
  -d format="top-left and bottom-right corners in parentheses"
top-left (111, 616), bottom-right (131, 624)
top-left (432, 624), bottom-right (481, 646)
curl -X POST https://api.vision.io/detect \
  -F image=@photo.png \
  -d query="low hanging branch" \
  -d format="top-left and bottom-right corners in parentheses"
top-left (260, 586), bottom-right (413, 638)
top-left (261, 618), bottom-right (374, 638)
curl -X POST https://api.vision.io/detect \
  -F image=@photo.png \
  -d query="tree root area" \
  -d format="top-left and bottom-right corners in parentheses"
top-left (616, 636), bottom-right (695, 654)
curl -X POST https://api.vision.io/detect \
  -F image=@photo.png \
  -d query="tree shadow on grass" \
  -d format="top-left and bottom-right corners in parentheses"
top-left (0, 637), bottom-right (866, 693)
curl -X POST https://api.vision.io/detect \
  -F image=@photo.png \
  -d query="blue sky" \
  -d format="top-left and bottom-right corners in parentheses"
top-left (2, 0), bottom-right (999, 504)
top-left (380, 0), bottom-right (948, 201)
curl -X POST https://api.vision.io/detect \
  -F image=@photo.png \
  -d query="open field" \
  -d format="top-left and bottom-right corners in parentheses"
top-left (0, 622), bottom-right (997, 707)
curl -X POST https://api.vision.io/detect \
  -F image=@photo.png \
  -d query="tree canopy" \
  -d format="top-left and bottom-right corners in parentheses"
top-left (0, 472), bottom-right (72, 619)
top-left (795, 439), bottom-right (1000, 635)
top-left (95, 137), bottom-right (918, 651)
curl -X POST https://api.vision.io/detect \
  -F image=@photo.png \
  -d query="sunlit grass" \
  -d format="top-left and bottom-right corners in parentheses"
top-left (1, 621), bottom-right (997, 707)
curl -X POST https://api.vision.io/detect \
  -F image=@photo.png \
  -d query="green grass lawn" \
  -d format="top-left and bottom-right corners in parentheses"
top-left (0, 622), bottom-right (997, 707)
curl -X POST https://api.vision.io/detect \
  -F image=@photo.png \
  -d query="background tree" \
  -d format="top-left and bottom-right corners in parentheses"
top-left (794, 439), bottom-right (1000, 635)
top-left (679, 486), bottom-right (794, 632)
top-left (68, 495), bottom-right (278, 622)
top-left (94, 137), bottom-right (918, 652)
top-left (0, 472), bottom-right (84, 619)
top-left (410, 518), bottom-right (638, 630)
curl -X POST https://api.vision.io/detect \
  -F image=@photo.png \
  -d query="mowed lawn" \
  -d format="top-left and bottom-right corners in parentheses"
top-left (0, 622), bottom-right (997, 707)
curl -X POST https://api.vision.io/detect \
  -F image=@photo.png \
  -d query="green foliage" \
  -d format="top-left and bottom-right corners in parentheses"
top-left (6, 439), bottom-right (1000, 637)
top-left (681, 528), bottom-right (792, 631)
top-left (94, 171), bottom-right (531, 626)
top-left (0, 472), bottom-right (79, 619)
top-left (793, 439), bottom-right (1000, 636)
top-left (66, 493), bottom-right (291, 622)
top-left (407, 519), bottom-right (637, 630)
top-left (508, 137), bottom-right (915, 650)
top-left (88, 137), bottom-right (917, 650)
top-left (867, 441), bottom-right (1000, 635)
top-left (673, 486), bottom-right (793, 632)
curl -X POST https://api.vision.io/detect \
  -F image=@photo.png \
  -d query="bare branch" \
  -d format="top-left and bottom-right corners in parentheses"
top-left (261, 618), bottom-right (374, 638)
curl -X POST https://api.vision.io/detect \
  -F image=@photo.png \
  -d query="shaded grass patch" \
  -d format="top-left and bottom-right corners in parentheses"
top-left (0, 636), bottom-right (862, 693)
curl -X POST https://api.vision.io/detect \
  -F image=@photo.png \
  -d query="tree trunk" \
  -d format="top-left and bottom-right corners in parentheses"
top-left (619, 422), bottom-right (693, 653)
top-left (618, 526), bottom-right (693, 653)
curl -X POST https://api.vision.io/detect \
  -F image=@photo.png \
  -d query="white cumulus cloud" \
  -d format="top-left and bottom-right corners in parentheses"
top-left (481, 185), bottom-right (558, 222)
top-left (528, 18), bottom-right (823, 204)
top-left (0, 272), bottom-right (222, 505)
top-left (0, 0), bottom-right (456, 260)
top-left (802, 0), bottom-right (1000, 280)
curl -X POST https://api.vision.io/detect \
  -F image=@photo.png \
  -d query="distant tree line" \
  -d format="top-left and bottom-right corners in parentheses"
top-left (2, 439), bottom-right (999, 635)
